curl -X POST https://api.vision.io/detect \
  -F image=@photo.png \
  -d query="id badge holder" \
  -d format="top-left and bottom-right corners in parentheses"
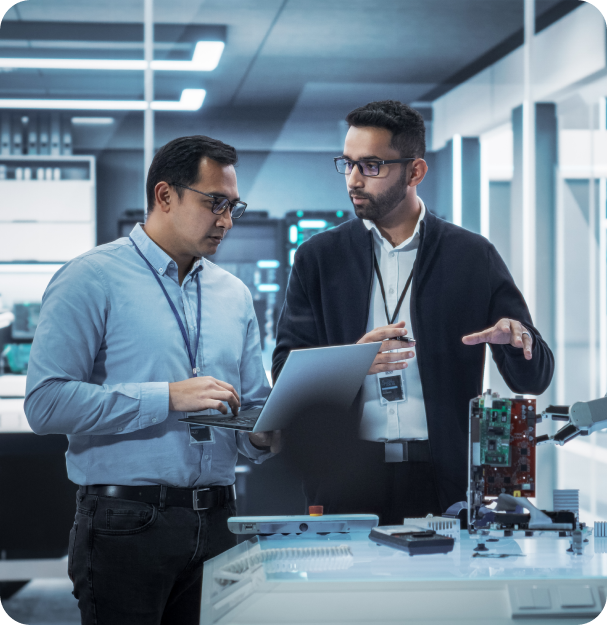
top-left (188, 424), bottom-right (216, 446)
top-left (377, 370), bottom-right (407, 405)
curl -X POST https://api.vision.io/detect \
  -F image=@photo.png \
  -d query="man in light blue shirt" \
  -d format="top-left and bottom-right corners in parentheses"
top-left (25, 135), bottom-right (278, 625)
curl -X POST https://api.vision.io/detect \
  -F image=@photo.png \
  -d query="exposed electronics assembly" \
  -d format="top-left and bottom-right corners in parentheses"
top-left (468, 391), bottom-right (578, 535)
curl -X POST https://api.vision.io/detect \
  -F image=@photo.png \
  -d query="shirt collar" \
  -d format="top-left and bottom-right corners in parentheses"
top-left (363, 197), bottom-right (426, 252)
top-left (129, 223), bottom-right (202, 281)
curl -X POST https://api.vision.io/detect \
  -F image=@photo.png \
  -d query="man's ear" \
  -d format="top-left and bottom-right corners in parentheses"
top-left (408, 159), bottom-right (428, 187)
top-left (154, 181), bottom-right (173, 213)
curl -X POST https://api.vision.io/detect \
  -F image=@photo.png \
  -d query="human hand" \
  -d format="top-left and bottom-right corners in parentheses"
top-left (168, 376), bottom-right (240, 414)
top-left (357, 321), bottom-right (416, 375)
top-left (248, 430), bottom-right (281, 453)
top-left (462, 318), bottom-right (533, 361)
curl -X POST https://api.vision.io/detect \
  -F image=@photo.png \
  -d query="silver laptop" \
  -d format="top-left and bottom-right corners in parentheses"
top-left (178, 342), bottom-right (381, 432)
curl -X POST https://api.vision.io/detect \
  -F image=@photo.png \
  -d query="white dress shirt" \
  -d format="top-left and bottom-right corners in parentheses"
top-left (358, 199), bottom-right (429, 442)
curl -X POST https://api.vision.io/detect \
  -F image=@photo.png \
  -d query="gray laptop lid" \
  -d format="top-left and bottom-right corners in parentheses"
top-left (251, 342), bottom-right (380, 432)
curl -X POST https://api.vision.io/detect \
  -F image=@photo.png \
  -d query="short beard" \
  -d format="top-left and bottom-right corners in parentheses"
top-left (350, 171), bottom-right (409, 221)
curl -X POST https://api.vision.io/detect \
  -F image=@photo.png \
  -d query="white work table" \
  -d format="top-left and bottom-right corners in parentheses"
top-left (200, 529), bottom-right (607, 625)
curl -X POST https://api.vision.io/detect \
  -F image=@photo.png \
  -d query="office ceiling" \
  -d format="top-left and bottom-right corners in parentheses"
top-left (1, 0), bottom-right (579, 110)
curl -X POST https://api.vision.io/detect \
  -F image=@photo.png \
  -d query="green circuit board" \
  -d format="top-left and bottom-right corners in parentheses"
top-left (479, 397), bottom-right (511, 466)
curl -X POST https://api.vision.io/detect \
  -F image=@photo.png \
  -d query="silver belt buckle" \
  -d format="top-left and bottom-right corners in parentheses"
top-left (192, 487), bottom-right (211, 510)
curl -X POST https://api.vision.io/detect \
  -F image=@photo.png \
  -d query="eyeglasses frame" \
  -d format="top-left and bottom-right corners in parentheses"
top-left (171, 183), bottom-right (247, 219)
top-left (333, 157), bottom-right (416, 176)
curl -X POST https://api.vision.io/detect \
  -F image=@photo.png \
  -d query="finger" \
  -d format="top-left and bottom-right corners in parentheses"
top-left (208, 400), bottom-right (228, 414)
top-left (375, 351), bottom-right (415, 364)
top-left (379, 340), bottom-right (415, 352)
top-left (522, 331), bottom-right (533, 360)
top-left (253, 432), bottom-right (271, 445)
top-left (214, 379), bottom-right (240, 403)
top-left (210, 390), bottom-right (240, 415)
top-left (462, 329), bottom-right (493, 345)
top-left (225, 394), bottom-right (240, 416)
top-left (369, 361), bottom-right (408, 375)
top-left (360, 322), bottom-right (407, 344)
top-left (510, 321), bottom-right (524, 349)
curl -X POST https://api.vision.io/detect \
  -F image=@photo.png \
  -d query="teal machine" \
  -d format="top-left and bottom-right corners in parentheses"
top-left (1, 302), bottom-right (40, 374)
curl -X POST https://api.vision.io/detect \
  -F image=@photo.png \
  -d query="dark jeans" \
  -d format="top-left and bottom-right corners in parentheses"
top-left (68, 489), bottom-right (237, 625)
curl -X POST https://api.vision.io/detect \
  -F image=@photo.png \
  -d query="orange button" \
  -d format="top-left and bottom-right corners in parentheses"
top-left (309, 505), bottom-right (323, 516)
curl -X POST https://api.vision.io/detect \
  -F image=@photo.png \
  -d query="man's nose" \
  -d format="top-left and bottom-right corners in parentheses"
top-left (217, 208), bottom-right (233, 230)
top-left (347, 165), bottom-right (365, 189)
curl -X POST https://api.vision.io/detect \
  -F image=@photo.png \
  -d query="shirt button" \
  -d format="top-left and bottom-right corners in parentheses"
top-left (204, 455), bottom-right (209, 460)
top-left (117, 426), bottom-right (123, 432)
top-left (389, 252), bottom-right (395, 258)
top-left (389, 409), bottom-right (395, 415)
top-left (389, 287), bottom-right (395, 294)
top-left (158, 268), bottom-right (164, 274)
top-left (152, 418), bottom-right (157, 423)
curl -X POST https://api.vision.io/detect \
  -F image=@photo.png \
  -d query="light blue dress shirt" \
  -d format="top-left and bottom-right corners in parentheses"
top-left (25, 224), bottom-right (272, 487)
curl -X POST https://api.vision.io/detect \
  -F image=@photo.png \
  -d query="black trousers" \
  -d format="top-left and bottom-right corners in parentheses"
top-left (308, 440), bottom-right (442, 525)
top-left (68, 489), bottom-right (237, 625)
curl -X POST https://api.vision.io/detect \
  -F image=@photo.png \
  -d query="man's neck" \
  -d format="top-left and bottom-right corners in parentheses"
top-left (372, 197), bottom-right (422, 248)
top-left (141, 222), bottom-right (194, 285)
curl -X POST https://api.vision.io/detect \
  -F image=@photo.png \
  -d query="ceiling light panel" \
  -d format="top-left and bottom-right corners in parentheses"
top-left (0, 89), bottom-right (206, 111)
top-left (0, 41), bottom-right (225, 72)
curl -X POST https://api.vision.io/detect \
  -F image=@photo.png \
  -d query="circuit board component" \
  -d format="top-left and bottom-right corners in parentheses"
top-left (469, 392), bottom-right (536, 516)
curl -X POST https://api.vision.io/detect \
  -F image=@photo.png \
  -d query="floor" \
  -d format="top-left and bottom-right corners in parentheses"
top-left (1, 578), bottom-right (80, 625)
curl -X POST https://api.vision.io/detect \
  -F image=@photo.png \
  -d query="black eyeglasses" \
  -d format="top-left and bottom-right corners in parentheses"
top-left (172, 183), bottom-right (248, 219)
top-left (333, 157), bottom-right (415, 177)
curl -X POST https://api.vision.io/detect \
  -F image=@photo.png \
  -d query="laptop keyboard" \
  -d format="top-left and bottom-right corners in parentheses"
top-left (186, 408), bottom-right (263, 429)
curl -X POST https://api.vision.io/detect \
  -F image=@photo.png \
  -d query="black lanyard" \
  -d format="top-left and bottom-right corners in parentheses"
top-left (373, 244), bottom-right (415, 325)
top-left (130, 237), bottom-right (202, 377)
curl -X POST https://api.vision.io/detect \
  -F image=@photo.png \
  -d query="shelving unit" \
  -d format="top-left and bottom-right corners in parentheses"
top-left (0, 155), bottom-right (96, 262)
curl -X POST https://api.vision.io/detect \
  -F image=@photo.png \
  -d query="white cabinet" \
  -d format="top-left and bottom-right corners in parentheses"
top-left (0, 223), bottom-right (95, 262)
top-left (0, 181), bottom-right (94, 222)
top-left (0, 155), bottom-right (96, 262)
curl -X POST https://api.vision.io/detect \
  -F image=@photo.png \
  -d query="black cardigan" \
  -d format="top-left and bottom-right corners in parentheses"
top-left (272, 210), bottom-right (554, 510)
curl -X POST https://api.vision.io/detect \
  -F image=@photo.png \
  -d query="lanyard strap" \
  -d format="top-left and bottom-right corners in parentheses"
top-left (130, 237), bottom-right (201, 377)
top-left (373, 244), bottom-right (415, 326)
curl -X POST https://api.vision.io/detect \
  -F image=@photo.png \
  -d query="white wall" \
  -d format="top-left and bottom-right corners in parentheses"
top-left (432, 3), bottom-right (607, 150)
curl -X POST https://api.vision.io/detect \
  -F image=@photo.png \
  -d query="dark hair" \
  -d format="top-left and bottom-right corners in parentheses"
top-left (146, 135), bottom-right (238, 212)
top-left (345, 100), bottom-right (426, 159)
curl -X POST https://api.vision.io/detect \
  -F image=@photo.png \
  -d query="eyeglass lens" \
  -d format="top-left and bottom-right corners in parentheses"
top-left (212, 198), bottom-right (247, 219)
top-left (336, 159), bottom-right (380, 176)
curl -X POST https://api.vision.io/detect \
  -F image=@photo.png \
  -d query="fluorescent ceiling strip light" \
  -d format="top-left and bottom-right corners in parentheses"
top-left (0, 89), bottom-right (206, 111)
top-left (0, 41), bottom-right (225, 72)
top-left (71, 117), bottom-right (115, 125)
top-left (151, 89), bottom-right (205, 111)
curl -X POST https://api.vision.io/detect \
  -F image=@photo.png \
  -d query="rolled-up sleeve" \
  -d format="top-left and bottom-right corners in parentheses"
top-left (25, 257), bottom-right (170, 436)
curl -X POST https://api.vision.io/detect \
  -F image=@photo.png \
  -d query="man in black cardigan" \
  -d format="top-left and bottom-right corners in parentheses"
top-left (272, 100), bottom-right (554, 523)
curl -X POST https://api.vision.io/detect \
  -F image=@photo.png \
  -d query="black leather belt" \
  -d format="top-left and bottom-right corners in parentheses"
top-left (81, 484), bottom-right (236, 511)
